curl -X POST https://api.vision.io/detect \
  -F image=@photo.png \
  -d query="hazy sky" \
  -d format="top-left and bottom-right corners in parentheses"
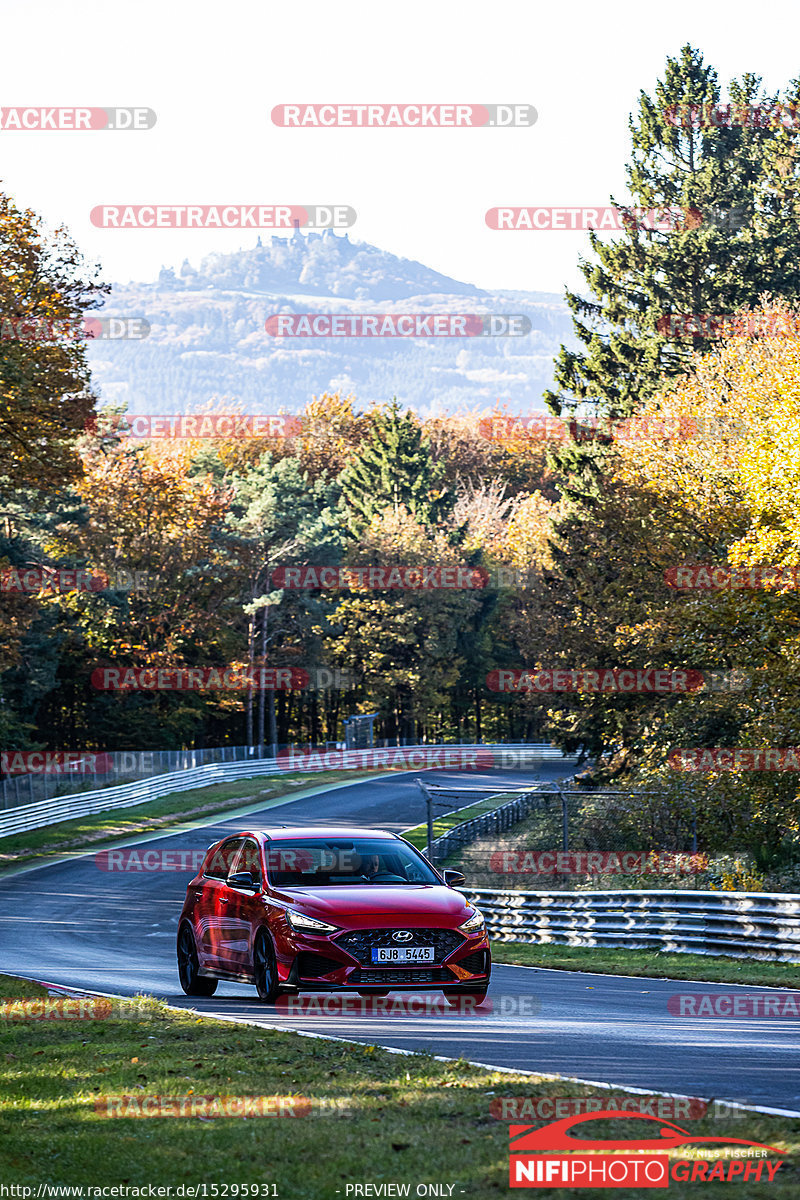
top-left (3, 0), bottom-right (798, 295)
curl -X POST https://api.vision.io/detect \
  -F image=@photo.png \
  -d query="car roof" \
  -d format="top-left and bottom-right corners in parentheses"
top-left (242, 826), bottom-right (401, 841)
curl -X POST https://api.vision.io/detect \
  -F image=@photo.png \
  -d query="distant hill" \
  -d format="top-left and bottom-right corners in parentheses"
top-left (87, 231), bottom-right (577, 418)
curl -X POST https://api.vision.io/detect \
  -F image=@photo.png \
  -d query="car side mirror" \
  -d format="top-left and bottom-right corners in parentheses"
top-left (228, 871), bottom-right (259, 890)
top-left (443, 869), bottom-right (466, 888)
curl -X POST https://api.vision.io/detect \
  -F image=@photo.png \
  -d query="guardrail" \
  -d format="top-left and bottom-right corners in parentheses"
top-left (0, 758), bottom-right (286, 840)
top-left (464, 888), bottom-right (800, 962)
top-left (0, 743), bottom-right (575, 839)
top-left (0, 744), bottom-right (277, 811)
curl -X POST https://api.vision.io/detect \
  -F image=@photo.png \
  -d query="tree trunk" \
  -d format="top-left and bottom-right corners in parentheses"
top-left (268, 692), bottom-right (277, 756)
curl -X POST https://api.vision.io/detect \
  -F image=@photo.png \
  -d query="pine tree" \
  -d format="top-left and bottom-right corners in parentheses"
top-left (544, 44), bottom-right (800, 498)
top-left (339, 399), bottom-right (451, 532)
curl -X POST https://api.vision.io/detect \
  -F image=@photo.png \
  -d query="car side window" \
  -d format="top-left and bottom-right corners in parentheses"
top-left (232, 838), bottom-right (262, 886)
top-left (204, 837), bottom-right (244, 881)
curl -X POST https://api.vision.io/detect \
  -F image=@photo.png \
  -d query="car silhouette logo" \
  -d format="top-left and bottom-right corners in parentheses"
top-left (392, 931), bottom-right (413, 942)
top-left (509, 1112), bottom-right (784, 1154)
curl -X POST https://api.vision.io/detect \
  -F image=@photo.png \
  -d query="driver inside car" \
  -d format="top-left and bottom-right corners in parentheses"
top-left (362, 853), bottom-right (381, 877)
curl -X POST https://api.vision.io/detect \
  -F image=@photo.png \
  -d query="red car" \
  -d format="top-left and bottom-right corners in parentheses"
top-left (177, 825), bottom-right (490, 1005)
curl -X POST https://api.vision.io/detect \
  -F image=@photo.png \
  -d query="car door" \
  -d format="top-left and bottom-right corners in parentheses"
top-left (221, 838), bottom-right (264, 972)
top-left (198, 836), bottom-right (244, 968)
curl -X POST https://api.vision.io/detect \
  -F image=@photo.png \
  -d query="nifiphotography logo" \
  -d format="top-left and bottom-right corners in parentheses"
top-left (508, 1111), bottom-right (784, 1188)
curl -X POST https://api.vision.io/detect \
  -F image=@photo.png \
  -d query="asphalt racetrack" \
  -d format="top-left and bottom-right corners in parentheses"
top-left (2, 766), bottom-right (799, 1114)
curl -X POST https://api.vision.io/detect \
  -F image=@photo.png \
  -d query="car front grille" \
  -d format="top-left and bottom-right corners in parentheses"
top-left (351, 967), bottom-right (454, 985)
top-left (334, 928), bottom-right (465, 965)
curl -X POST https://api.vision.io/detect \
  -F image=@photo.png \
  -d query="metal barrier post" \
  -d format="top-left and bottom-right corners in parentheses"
top-left (560, 789), bottom-right (569, 852)
top-left (416, 777), bottom-right (435, 863)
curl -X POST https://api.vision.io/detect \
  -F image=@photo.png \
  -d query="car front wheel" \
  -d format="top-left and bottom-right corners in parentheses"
top-left (177, 924), bottom-right (218, 996)
top-left (253, 929), bottom-right (280, 1003)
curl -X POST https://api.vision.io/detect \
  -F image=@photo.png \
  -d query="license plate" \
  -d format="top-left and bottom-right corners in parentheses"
top-left (371, 946), bottom-right (435, 964)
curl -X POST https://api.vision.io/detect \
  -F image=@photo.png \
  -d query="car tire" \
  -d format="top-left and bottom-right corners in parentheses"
top-left (177, 924), bottom-right (218, 996)
top-left (253, 929), bottom-right (281, 1003)
top-left (442, 988), bottom-right (489, 1008)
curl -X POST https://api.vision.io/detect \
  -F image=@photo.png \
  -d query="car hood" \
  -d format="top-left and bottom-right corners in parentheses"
top-left (273, 884), bottom-right (474, 921)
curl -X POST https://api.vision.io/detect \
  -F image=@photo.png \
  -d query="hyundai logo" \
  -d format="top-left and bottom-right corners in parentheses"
top-left (392, 931), bottom-right (413, 943)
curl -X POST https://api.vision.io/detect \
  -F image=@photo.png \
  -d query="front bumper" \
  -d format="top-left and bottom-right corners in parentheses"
top-left (278, 926), bottom-right (491, 992)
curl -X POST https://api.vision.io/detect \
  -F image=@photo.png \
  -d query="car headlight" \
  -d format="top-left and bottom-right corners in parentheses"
top-left (285, 909), bottom-right (339, 934)
top-left (459, 909), bottom-right (485, 935)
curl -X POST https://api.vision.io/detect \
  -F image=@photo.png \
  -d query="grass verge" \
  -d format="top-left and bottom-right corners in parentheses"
top-left (0, 975), bottom-right (798, 1196)
top-left (0, 769), bottom-right (384, 873)
top-left (491, 942), bottom-right (800, 987)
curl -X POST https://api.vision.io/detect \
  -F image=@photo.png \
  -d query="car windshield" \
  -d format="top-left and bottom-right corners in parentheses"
top-left (264, 838), bottom-right (441, 887)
